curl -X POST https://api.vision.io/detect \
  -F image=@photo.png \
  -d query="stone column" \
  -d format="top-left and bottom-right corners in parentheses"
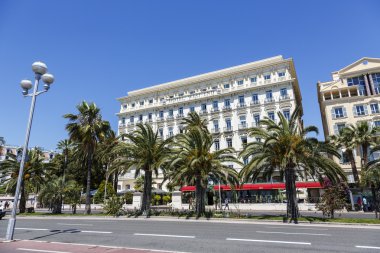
top-left (363, 74), bottom-right (372, 96)
top-left (368, 73), bottom-right (377, 94)
top-left (171, 191), bottom-right (183, 210)
top-left (132, 192), bottom-right (142, 209)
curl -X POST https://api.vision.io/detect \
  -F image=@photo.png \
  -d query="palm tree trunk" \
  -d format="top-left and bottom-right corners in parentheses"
top-left (348, 150), bottom-right (360, 186)
top-left (285, 167), bottom-right (298, 223)
top-left (19, 180), bottom-right (26, 213)
top-left (72, 204), bottom-right (77, 214)
top-left (195, 176), bottom-right (206, 217)
top-left (361, 144), bottom-right (369, 169)
top-left (113, 170), bottom-right (119, 192)
top-left (85, 148), bottom-right (93, 215)
top-left (141, 170), bottom-right (152, 216)
top-left (371, 184), bottom-right (378, 219)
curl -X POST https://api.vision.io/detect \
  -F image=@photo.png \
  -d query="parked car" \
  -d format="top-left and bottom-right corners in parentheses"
top-left (0, 208), bottom-right (6, 220)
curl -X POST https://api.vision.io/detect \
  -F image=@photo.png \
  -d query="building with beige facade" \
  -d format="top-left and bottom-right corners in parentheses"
top-left (116, 55), bottom-right (305, 195)
top-left (317, 57), bottom-right (380, 183)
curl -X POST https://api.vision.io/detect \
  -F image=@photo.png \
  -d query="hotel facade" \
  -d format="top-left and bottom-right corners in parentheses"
top-left (116, 55), bottom-right (306, 195)
top-left (317, 57), bottom-right (380, 183)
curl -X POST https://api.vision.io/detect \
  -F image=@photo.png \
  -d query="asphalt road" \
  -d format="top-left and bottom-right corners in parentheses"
top-left (1, 217), bottom-right (380, 253)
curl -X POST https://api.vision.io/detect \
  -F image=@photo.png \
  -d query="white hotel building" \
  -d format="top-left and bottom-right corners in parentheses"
top-left (116, 55), bottom-right (303, 192)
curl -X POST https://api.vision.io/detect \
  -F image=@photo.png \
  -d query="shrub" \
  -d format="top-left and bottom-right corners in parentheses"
top-left (316, 182), bottom-right (349, 218)
top-left (162, 195), bottom-right (171, 204)
top-left (102, 196), bottom-right (124, 217)
top-left (124, 192), bottom-right (133, 204)
top-left (94, 181), bottom-right (116, 204)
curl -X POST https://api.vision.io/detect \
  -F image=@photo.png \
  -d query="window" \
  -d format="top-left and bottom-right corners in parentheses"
top-left (179, 92), bottom-right (184, 96)
top-left (354, 105), bottom-right (368, 116)
top-left (347, 76), bottom-right (366, 95)
top-left (250, 77), bottom-right (257, 83)
top-left (280, 88), bottom-right (288, 97)
top-left (240, 115), bottom-right (246, 127)
top-left (224, 99), bottom-right (231, 107)
top-left (159, 128), bottom-right (163, 138)
top-left (254, 114), bottom-right (260, 126)
top-left (283, 110), bottom-right (290, 120)
top-left (139, 114), bottom-right (143, 121)
top-left (131, 103), bottom-right (135, 108)
top-left (278, 72), bottom-right (285, 77)
top-left (121, 117), bottom-right (125, 125)
top-left (237, 80), bottom-right (244, 85)
top-left (371, 103), bottom-right (379, 114)
top-left (202, 88), bottom-right (207, 92)
top-left (130, 116), bottom-right (134, 123)
top-left (252, 93), bottom-right (259, 104)
top-left (226, 138), bottom-right (233, 148)
top-left (159, 111), bottom-right (164, 118)
top-left (266, 90), bottom-right (272, 99)
top-left (225, 119), bottom-right (232, 130)
top-left (238, 95), bottom-right (245, 105)
top-left (212, 86), bottom-right (217, 90)
top-left (179, 107), bottom-right (184, 116)
top-left (213, 120), bottom-right (219, 131)
top-left (169, 95), bottom-right (174, 98)
top-left (214, 139), bottom-right (220, 151)
top-left (123, 104), bottom-right (127, 109)
top-left (332, 107), bottom-right (346, 119)
top-left (140, 101), bottom-right (144, 106)
top-left (213, 101), bottom-right (218, 109)
top-left (241, 136), bottom-right (247, 146)
top-left (264, 74), bottom-right (271, 80)
top-left (190, 90), bottom-right (195, 94)
top-left (201, 104), bottom-right (207, 111)
top-left (179, 126), bottom-right (184, 133)
top-left (268, 111), bottom-right (275, 121)
top-left (334, 123), bottom-right (346, 135)
top-left (149, 99), bottom-right (153, 104)
top-left (148, 113), bottom-right (152, 120)
top-left (243, 157), bottom-right (249, 165)
top-left (190, 106), bottom-right (195, 112)
top-left (224, 83), bottom-right (230, 89)
top-left (372, 73), bottom-right (380, 94)
top-left (169, 109), bottom-right (174, 116)
top-left (340, 149), bottom-right (350, 164)
top-left (168, 127), bottom-right (173, 137)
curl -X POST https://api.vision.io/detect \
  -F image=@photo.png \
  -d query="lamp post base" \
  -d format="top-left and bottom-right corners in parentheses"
top-left (5, 217), bottom-right (16, 241)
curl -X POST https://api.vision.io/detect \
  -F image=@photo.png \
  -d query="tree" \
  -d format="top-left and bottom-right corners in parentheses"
top-left (38, 177), bottom-right (65, 214)
top-left (240, 106), bottom-right (345, 223)
top-left (93, 180), bottom-right (116, 203)
top-left (64, 180), bottom-right (82, 214)
top-left (0, 148), bottom-right (53, 213)
top-left (57, 139), bottom-right (73, 180)
top-left (316, 179), bottom-right (349, 219)
top-left (329, 128), bottom-right (360, 186)
top-left (64, 101), bottom-right (111, 214)
top-left (363, 145), bottom-right (380, 219)
top-left (168, 127), bottom-right (240, 217)
top-left (115, 123), bottom-right (171, 215)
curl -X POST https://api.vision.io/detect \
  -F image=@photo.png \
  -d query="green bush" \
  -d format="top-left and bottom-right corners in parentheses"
top-left (162, 195), bottom-right (171, 204)
top-left (124, 192), bottom-right (133, 204)
top-left (102, 196), bottom-right (124, 217)
top-left (94, 181), bottom-right (116, 204)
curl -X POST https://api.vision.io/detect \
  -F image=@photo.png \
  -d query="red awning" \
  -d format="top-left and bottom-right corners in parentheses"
top-left (180, 182), bottom-right (322, 192)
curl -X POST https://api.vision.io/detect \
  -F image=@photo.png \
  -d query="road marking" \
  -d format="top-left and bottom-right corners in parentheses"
top-left (256, 231), bottom-right (331, 236)
top-left (17, 248), bottom-right (71, 253)
top-left (226, 238), bottom-right (311, 245)
top-left (15, 228), bottom-right (49, 231)
top-left (57, 223), bottom-right (93, 226)
top-left (266, 226), bottom-right (329, 231)
top-left (134, 233), bottom-right (195, 239)
top-left (356, 245), bottom-right (380, 250)
top-left (80, 230), bottom-right (112, 234)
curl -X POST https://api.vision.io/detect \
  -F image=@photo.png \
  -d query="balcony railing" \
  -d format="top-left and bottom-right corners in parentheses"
top-left (211, 107), bottom-right (219, 113)
top-left (200, 110), bottom-right (208, 115)
top-left (250, 100), bottom-right (260, 106)
top-left (238, 123), bottom-right (248, 130)
top-left (224, 126), bottom-right (233, 132)
top-left (176, 114), bottom-right (184, 119)
top-left (157, 117), bottom-right (165, 122)
top-left (264, 98), bottom-right (275, 104)
top-left (238, 103), bottom-right (246, 108)
top-left (280, 95), bottom-right (290, 101)
top-left (223, 106), bottom-right (232, 111)
top-left (211, 128), bottom-right (220, 134)
top-left (127, 122), bottom-right (135, 126)
top-left (167, 115), bottom-right (174, 121)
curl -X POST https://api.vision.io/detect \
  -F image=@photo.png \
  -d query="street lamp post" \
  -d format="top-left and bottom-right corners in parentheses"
top-left (5, 61), bottom-right (54, 241)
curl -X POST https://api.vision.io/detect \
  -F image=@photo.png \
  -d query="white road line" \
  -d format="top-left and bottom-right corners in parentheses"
top-left (256, 231), bottom-right (331, 236)
top-left (134, 233), bottom-right (195, 239)
top-left (226, 238), bottom-right (311, 245)
top-left (266, 226), bottom-right (329, 231)
top-left (80, 230), bottom-right (112, 234)
top-left (15, 228), bottom-right (49, 231)
top-left (356, 245), bottom-right (380, 250)
top-left (17, 248), bottom-right (71, 253)
top-left (57, 223), bottom-right (93, 226)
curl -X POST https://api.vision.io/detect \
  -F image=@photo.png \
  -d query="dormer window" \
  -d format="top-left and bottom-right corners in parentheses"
top-left (264, 74), bottom-right (271, 80)
top-left (131, 103), bottom-right (135, 108)
top-left (250, 77), bottom-right (257, 83)
top-left (237, 80), bottom-right (244, 85)
top-left (278, 72), bottom-right (285, 77)
top-left (224, 83), bottom-right (230, 89)
top-left (140, 101), bottom-right (144, 106)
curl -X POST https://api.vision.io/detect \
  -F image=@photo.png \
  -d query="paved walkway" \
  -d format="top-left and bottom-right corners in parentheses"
top-left (0, 240), bottom-right (182, 253)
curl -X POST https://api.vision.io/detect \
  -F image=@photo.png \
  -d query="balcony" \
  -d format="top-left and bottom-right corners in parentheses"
top-left (157, 117), bottom-right (165, 122)
top-left (222, 106), bottom-right (232, 112)
top-left (264, 98), bottom-right (275, 104)
top-left (211, 128), bottom-right (220, 134)
top-left (176, 114), bottom-right (185, 119)
top-left (127, 122), bottom-right (135, 126)
top-left (167, 115), bottom-right (174, 121)
top-left (211, 107), bottom-right (220, 113)
top-left (238, 123), bottom-right (248, 130)
top-left (279, 95), bottom-right (291, 101)
top-left (166, 134), bottom-right (174, 139)
top-left (250, 100), bottom-right (260, 106)
top-left (145, 119), bottom-right (153, 123)
top-left (237, 103), bottom-right (246, 108)
top-left (224, 126), bottom-right (233, 132)
top-left (200, 110), bottom-right (208, 115)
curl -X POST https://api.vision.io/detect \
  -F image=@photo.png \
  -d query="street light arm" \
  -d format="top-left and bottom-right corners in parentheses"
top-left (23, 90), bottom-right (48, 97)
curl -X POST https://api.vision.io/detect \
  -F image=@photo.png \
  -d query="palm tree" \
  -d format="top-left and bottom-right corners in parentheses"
top-left (64, 180), bottom-right (82, 214)
top-left (329, 128), bottom-right (360, 185)
top-left (64, 101), bottom-right (111, 214)
top-left (57, 139), bottom-right (73, 181)
top-left (0, 148), bottom-right (53, 213)
top-left (181, 111), bottom-right (209, 133)
top-left (240, 107), bottom-right (345, 223)
top-left (363, 145), bottom-right (380, 219)
top-left (115, 123), bottom-right (171, 215)
top-left (38, 177), bottom-right (65, 214)
top-left (168, 127), bottom-right (240, 217)
top-left (349, 122), bottom-right (379, 168)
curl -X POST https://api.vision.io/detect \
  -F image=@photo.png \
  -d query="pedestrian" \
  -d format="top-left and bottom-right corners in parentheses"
top-left (189, 197), bottom-right (193, 210)
top-left (224, 198), bottom-right (229, 210)
top-left (363, 197), bottom-right (368, 212)
top-left (4, 201), bottom-right (9, 209)
top-left (357, 197), bottom-right (362, 211)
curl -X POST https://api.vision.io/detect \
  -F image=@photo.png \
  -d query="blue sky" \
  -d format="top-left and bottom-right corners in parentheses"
top-left (0, 1), bottom-right (379, 150)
